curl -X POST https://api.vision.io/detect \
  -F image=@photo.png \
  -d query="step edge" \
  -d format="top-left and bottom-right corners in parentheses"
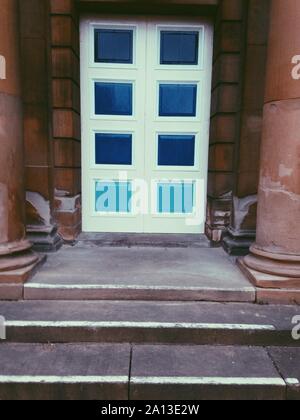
top-left (25, 283), bottom-right (255, 292)
top-left (5, 321), bottom-right (276, 331)
top-left (0, 375), bottom-right (128, 384)
top-left (130, 376), bottom-right (286, 386)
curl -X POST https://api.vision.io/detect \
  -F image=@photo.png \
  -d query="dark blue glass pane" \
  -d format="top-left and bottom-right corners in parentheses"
top-left (95, 82), bottom-right (133, 116)
top-left (158, 135), bottom-right (195, 166)
top-left (160, 31), bottom-right (199, 65)
top-left (95, 29), bottom-right (133, 64)
top-left (95, 133), bottom-right (132, 165)
top-left (159, 84), bottom-right (197, 117)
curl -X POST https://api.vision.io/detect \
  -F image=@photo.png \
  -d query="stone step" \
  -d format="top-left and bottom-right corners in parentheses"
top-left (0, 300), bottom-right (299, 346)
top-left (77, 233), bottom-right (213, 248)
top-left (21, 246), bottom-right (256, 303)
top-left (0, 343), bottom-right (130, 400)
top-left (129, 345), bottom-right (298, 400)
top-left (23, 282), bottom-right (255, 302)
top-left (0, 343), bottom-right (298, 400)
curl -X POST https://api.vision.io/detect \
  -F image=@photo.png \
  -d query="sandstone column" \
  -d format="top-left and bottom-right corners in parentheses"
top-left (0, 0), bottom-right (41, 295)
top-left (239, 0), bottom-right (300, 303)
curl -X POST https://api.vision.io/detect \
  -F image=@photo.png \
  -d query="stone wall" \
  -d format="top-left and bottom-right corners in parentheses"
top-left (50, 0), bottom-right (81, 241)
top-left (207, 0), bottom-right (269, 248)
top-left (20, 0), bottom-right (269, 243)
top-left (206, 0), bottom-right (248, 243)
top-left (223, 0), bottom-right (270, 254)
top-left (20, 0), bottom-right (62, 251)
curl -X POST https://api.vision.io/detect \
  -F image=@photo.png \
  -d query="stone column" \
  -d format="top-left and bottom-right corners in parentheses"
top-left (0, 0), bottom-right (42, 296)
top-left (239, 0), bottom-right (300, 304)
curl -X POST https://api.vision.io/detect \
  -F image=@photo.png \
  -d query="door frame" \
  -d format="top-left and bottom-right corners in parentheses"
top-left (80, 14), bottom-right (213, 234)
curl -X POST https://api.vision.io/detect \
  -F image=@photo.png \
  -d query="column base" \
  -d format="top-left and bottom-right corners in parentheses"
top-left (238, 244), bottom-right (300, 305)
top-left (0, 239), bottom-right (47, 300)
top-left (238, 245), bottom-right (300, 305)
top-left (222, 228), bottom-right (256, 256)
top-left (244, 246), bottom-right (300, 280)
top-left (0, 239), bottom-right (32, 256)
top-left (0, 252), bottom-right (46, 284)
top-left (0, 253), bottom-right (46, 300)
top-left (26, 225), bottom-right (63, 253)
top-left (0, 250), bottom-right (38, 272)
top-left (237, 257), bottom-right (300, 288)
top-left (237, 259), bottom-right (300, 305)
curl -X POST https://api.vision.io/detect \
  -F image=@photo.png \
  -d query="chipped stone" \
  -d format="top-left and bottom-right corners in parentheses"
top-left (26, 192), bottom-right (51, 227)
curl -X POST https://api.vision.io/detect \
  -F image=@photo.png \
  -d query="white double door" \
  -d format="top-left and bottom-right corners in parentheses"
top-left (80, 16), bottom-right (213, 233)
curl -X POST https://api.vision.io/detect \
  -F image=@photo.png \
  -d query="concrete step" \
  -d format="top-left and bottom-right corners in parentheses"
top-left (0, 343), bottom-right (297, 400)
top-left (77, 233), bottom-right (213, 248)
top-left (130, 345), bottom-right (295, 400)
top-left (0, 343), bottom-right (130, 400)
top-left (268, 347), bottom-right (300, 400)
top-left (23, 282), bottom-right (255, 302)
top-left (0, 300), bottom-right (299, 346)
top-left (22, 246), bottom-right (255, 303)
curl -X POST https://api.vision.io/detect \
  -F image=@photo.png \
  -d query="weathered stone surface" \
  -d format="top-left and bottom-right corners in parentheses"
top-left (1, 299), bottom-right (299, 346)
top-left (208, 0), bottom-right (248, 242)
top-left (130, 345), bottom-right (286, 400)
top-left (222, 0), bottom-right (269, 256)
top-left (23, 245), bottom-right (255, 302)
top-left (240, 0), bottom-right (300, 300)
top-left (0, 255), bottom-right (46, 286)
top-left (0, 0), bottom-right (43, 281)
top-left (268, 348), bottom-right (300, 400)
top-left (0, 284), bottom-right (23, 300)
top-left (0, 343), bottom-right (130, 400)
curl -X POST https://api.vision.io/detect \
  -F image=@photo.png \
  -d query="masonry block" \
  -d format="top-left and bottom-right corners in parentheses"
top-left (209, 144), bottom-right (235, 172)
top-left (25, 167), bottom-right (52, 201)
top-left (208, 173), bottom-right (235, 198)
top-left (54, 168), bottom-right (81, 196)
top-left (51, 15), bottom-right (79, 55)
top-left (51, 48), bottom-right (79, 82)
top-left (53, 109), bottom-right (81, 140)
top-left (54, 139), bottom-right (81, 168)
top-left (210, 114), bottom-right (237, 144)
top-left (50, 0), bottom-right (74, 15)
top-left (212, 54), bottom-right (241, 87)
top-left (52, 79), bottom-right (80, 111)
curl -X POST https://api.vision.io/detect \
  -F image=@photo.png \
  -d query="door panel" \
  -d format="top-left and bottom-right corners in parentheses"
top-left (80, 16), bottom-right (213, 233)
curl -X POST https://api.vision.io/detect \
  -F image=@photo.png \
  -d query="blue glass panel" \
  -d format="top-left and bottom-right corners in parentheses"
top-left (95, 181), bottom-right (132, 213)
top-left (95, 133), bottom-right (132, 165)
top-left (158, 135), bottom-right (195, 166)
top-left (160, 31), bottom-right (199, 65)
top-left (159, 84), bottom-right (197, 117)
top-left (95, 82), bottom-right (133, 116)
top-left (157, 182), bottom-right (194, 214)
top-left (95, 29), bottom-right (133, 64)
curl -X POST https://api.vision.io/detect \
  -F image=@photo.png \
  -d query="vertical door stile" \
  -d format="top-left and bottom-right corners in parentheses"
top-left (141, 17), bottom-right (149, 233)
